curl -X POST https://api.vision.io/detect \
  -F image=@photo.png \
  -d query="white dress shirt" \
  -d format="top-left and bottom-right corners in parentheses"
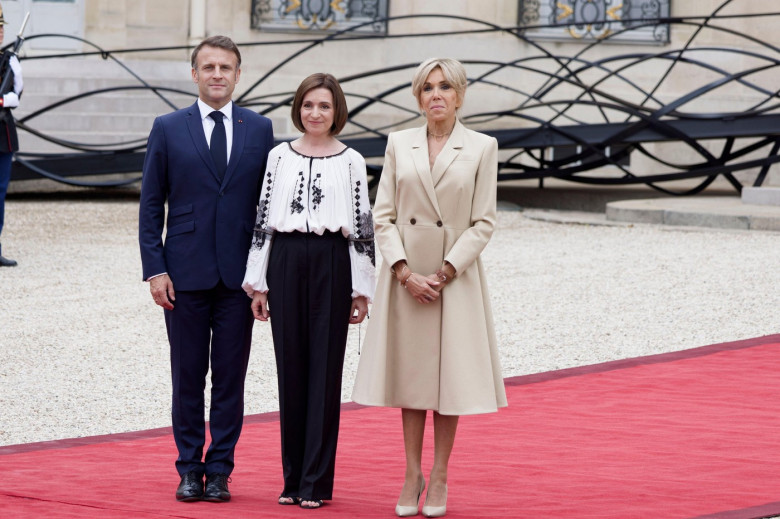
top-left (197, 98), bottom-right (233, 164)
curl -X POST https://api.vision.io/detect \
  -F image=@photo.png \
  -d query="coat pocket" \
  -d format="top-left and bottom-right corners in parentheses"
top-left (168, 203), bottom-right (193, 217)
top-left (166, 220), bottom-right (195, 238)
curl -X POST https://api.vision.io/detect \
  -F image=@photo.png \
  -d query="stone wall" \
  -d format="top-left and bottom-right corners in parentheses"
top-left (14, 0), bottom-right (778, 185)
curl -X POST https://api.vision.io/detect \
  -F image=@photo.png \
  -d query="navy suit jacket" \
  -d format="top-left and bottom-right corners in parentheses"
top-left (139, 101), bottom-right (274, 291)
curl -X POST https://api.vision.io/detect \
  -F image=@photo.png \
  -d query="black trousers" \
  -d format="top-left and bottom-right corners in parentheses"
top-left (164, 279), bottom-right (254, 477)
top-left (267, 231), bottom-right (352, 501)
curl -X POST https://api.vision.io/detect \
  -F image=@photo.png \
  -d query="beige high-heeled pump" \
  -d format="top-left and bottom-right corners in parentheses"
top-left (421, 483), bottom-right (447, 517)
top-left (395, 478), bottom-right (425, 517)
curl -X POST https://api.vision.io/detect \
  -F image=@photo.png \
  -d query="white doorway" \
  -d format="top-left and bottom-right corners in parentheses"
top-left (2, 0), bottom-right (85, 51)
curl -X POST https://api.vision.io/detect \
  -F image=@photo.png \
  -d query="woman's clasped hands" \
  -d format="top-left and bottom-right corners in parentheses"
top-left (393, 261), bottom-right (455, 305)
top-left (404, 271), bottom-right (440, 304)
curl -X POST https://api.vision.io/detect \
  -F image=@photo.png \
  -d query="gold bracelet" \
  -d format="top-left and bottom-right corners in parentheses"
top-left (394, 264), bottom-right (409, 282)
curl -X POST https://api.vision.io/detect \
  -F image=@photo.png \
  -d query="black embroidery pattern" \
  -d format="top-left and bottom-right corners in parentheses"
top-left (353, 210), bottom-right (376, 266)
top-left (252, 199), bottom-right (272, 249)
top-left (311, 173), bottom-right (323, 210)
top-left (349, 170), bottom-right (376, 266)
top-left (290, 170), bottom-right (305, 214)
top-left (252, 156), bottom-right (281, 250)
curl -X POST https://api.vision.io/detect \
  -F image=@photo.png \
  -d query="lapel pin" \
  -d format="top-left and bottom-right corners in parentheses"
top-left (238, 119), bottom-right (243, 123)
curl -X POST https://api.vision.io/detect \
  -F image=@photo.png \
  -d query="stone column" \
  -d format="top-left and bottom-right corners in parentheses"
top-left (189, 0), bottom-right (206, 43)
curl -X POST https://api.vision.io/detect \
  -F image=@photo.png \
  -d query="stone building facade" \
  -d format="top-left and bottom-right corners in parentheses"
top-left (4, 0), bottom-right (777, 185)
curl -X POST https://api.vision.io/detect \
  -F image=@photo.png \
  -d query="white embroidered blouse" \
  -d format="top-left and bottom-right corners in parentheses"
top-left (242, 142), bottom-right (376, 300)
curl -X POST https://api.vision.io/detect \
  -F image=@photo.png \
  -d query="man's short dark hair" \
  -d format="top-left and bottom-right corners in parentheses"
top-left (290, 73), bottom-right (349, 136)
top-left (191, 35), bottom-right (242, 69)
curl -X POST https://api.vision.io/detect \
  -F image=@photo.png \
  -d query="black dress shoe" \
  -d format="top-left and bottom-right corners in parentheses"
top-left (204, 473), bottom-right (231, 502)
top-left (0, 255), bottom-right (17, 267)
top-left (176, 471), bottom-right (204, 502)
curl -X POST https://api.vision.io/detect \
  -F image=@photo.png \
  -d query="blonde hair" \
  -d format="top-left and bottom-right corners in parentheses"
top-left (411, 57), bottom-right (468, 108)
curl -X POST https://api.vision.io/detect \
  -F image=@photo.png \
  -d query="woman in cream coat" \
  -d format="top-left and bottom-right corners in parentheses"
top-left (352, 58), bottom-right (507, 518)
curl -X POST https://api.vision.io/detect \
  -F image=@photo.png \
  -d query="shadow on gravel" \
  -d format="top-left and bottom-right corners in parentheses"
top-left (8, 176), bottom-right (142, 201)
top-left (8, 189), bottom-right (141, 201)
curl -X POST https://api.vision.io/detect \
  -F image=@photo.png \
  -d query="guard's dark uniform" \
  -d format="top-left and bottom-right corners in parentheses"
top-left (0, 2), bottom-right (22, 266)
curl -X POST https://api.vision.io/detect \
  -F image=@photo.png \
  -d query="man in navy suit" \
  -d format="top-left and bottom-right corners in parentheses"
top-left (139, 35), bottom-right (274, 503)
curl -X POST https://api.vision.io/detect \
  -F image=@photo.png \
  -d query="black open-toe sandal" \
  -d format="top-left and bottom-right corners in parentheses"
top-left (278, 495), bottom-right (302, 505)
top-left (300, 499), bottom-right (324, 509)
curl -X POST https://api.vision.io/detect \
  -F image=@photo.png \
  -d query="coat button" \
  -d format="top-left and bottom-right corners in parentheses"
top-left (410, 218), bottom-right (416, 225)
top-left (436, 220), bottom-right (443, 227)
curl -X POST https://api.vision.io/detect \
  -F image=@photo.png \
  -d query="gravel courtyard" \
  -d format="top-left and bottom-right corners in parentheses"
top-left (0, 198), bottom-right (778, 446)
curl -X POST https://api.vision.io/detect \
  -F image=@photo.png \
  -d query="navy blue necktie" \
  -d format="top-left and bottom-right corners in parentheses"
top-left (209, 111), bottom-right (227, 181)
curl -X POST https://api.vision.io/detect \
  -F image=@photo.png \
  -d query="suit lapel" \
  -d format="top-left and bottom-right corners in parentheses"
top-left (411, 125), bottom-right (442, 218)
top-left (223, 104), bottom-right (246, 188)
top-left (185, 102), bottom-right (221, 184)
top-left (431, 119), bottom-right (464, 187)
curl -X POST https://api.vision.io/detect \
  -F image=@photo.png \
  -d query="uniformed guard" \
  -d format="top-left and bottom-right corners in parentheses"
top-left (0, 1), bottom-right (24, 267)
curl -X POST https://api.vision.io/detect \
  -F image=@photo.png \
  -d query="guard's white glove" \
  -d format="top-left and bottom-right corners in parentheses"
top-left (2, 92), bottom-right (19, 108)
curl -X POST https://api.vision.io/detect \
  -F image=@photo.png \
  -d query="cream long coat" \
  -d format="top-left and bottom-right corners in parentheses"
top-left (351, 120), bottom-right (508, 415)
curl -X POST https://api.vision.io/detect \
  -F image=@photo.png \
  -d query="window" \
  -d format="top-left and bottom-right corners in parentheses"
top-left (251, 0), bottom-right (388, 35)
top-left (519, 0), bottom-right (670, 44)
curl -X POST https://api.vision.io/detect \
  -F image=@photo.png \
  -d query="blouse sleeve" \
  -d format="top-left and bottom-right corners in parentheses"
top-left (347, 151), bottom-right (376, 301)
top-left (242, 151), bottom-right (279, 296)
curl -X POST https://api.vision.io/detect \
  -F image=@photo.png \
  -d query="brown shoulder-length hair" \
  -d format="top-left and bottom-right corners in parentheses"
top-left (291, 73), bottom-right (348, 135)
top-left (191, 35), bottom-right (242, 69)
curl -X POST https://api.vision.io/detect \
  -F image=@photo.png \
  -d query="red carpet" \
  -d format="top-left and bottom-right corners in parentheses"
top-left (3, 334), bottom-right (780, 518)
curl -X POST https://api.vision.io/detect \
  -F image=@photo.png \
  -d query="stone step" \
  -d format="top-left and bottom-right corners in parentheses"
top-left (12, 58), bottom-right (192, 155)
top-left (605, 197), bottom-right (780, 231)
top-left (20, 77), bottom-right (196, 96)
top-left (18, 111), bottom-right (157, 132)
top-left (16, 100), bottom-right (193, 126)
top-left (741, 187), bottom-right (780, 206)
top-left (18, 131), bottom-right (149, 154)
top-left (17, 87), bottom-right (197, 108)
top-left (20, 57), bottom-right (192, 81)
top-left (11, 57), bottom-right (297, 155)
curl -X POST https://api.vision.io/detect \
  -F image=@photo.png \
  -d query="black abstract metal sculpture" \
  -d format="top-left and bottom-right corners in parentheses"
top-left (8, 1), bottom-right (779, 195)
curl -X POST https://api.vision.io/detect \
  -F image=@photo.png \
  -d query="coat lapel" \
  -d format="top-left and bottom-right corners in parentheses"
top-left (223, 104), bottom-right (246, 188)
top-left (185, 102), bottom-right (221, 184)
top-left (411, 125), bottom-right (442, 218)
top-left (431, 119), bottom-right (465, 187)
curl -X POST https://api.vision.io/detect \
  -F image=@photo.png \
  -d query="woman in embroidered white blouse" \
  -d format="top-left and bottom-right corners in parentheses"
top-left (242, 73), bottom-right (375, 509)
